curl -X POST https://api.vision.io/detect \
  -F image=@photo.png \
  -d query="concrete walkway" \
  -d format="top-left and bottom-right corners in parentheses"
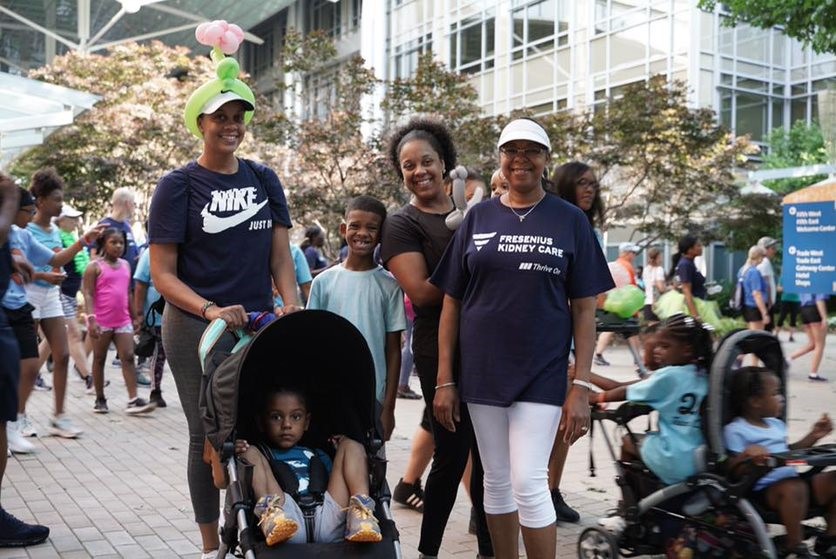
top-left (1, 332), bottom-right (834, 558)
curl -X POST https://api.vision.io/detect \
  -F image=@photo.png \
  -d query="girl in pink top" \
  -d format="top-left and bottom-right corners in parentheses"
top-left (82, 228), bottom-right (155, 415)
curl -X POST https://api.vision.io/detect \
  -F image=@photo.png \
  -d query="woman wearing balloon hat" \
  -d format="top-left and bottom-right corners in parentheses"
top-left (148, 21), bottom-right (301, 558)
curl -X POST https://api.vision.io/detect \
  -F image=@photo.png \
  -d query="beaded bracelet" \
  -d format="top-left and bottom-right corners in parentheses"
top-left (200, 301), bottom-right (216, 319)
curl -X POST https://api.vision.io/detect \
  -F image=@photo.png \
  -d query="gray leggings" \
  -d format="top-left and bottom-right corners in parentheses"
top-left (162, 304), bottom-right (236, 524)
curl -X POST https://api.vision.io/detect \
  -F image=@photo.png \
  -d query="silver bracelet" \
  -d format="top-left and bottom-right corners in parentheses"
top-left (572, 379), bottom-right (594, 391)
top-left (435, 382), bottom-right (457, 390)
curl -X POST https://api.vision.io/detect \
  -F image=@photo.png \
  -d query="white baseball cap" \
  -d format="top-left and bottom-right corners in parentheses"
top-left (619, 242), bottom-right (640, 254)
top-left (200, 91), bottom-right (255, 116)
top-left (58, 204), bottom-right (83, 219)
top-left (497, 119), bottom-right (551, 151)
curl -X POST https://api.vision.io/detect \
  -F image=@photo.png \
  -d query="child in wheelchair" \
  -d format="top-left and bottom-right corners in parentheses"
top-left (725, 366), bottom-right (835, 558)
top-left (234, 387), bottom-right (382, 546)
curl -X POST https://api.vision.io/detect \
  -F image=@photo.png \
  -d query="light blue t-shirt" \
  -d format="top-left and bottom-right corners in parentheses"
top-left (307, 264), bottom-right (406, 403)
top-left (724, 417), bottom-right (797, 491)
top-left (27, 222), bottom-right (62, 288)
top-left (2, 226), bottom-right (55, 310)
top-left (740, 266), bottom-right (767, 308)
top-left (274, 244), bottom-right (313, 308)
top-left (133, 249), bottom-right (162, 328)
top-left (626, 363), bottom-right (708, 484)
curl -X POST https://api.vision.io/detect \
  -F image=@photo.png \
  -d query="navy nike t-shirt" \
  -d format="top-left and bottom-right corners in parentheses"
top-left (431, 195), bottom-right (614, 407)
top-left (148, 159), bottom-right (292, 314)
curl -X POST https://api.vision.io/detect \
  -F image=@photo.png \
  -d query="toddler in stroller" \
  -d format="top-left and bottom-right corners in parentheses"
top-left (725, 366), bottom-right (836, 558)
top-left (200, 310), bottom-right (401, 559)
top-left (234, 386), bottom-right (382, 545)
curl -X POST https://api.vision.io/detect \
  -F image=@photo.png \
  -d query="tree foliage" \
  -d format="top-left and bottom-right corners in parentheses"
top-left (698, 0), bottom-right (836, 54)
top-left (11, 41), bottom-right (215, 219)
top-left (762, 121), bottom-right (829, 194)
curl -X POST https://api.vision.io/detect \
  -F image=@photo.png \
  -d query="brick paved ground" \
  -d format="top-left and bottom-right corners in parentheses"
top-left (1, 333), bottom-right (834, 558)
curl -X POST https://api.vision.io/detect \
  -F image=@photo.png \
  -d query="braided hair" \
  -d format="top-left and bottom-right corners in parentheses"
top-left (658, 313), bottom-right (713, 369)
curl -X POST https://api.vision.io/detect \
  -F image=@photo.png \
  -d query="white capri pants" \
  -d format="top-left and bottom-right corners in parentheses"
top-left (469, 401), bottom-right (562, 528)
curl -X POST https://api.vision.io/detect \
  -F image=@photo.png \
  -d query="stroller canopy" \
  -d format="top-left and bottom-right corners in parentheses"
top-left (706, 329), bottom-right (786, 462)
top-left (202, 310), bottom-right (378, 452)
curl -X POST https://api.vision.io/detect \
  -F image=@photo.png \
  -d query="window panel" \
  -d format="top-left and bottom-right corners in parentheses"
top-left (736, 93), bottom-right (767, 141)
top-left (527, 0), bottom-right (555, 43)
top-left (772, 100), bottom-right (784, 130)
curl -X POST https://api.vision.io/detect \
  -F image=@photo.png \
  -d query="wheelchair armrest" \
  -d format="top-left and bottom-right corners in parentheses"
top-left (772, 443), bottom-right (836, 468)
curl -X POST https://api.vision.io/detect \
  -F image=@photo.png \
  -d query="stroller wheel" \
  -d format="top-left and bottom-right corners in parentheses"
top-left (577, 527), bottom-right (619, 559)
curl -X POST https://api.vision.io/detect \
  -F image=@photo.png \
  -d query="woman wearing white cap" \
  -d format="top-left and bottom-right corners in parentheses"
top-left (148, 29), bottom-right (301, 557)
top-left (432, 118), bottom-right (614, 558)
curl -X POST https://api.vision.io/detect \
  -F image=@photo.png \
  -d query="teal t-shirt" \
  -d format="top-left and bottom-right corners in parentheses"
top-left (133, 249), bottom-right (162, 327)
top-left (626, 363), bottom-right (708, 484)
top-left (27, 222), bottom-right (62, 288)
top-left (306, 264), bottom-right (406, 403)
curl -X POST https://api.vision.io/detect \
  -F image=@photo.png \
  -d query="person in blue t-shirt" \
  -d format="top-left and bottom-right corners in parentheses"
top-left (790, 293), bottom-right (830, 381)
top-left (590, 314), bottom-right (713, 485)
top-left (432, 118), bottom-right (614, 558)
top-left (133, 248), bottom-right (166, 407)
top-left (724, 367), bottom-right (836, 558)
top-left (0, 176), bottom-right (51, 547)
top-left (301, 226), bottom-right (330, 277)
top-left (272, 244), bottom-right (312, 308)
top-left (738, 245), bottom-right (770, 333)
top-left (670, 234), bottom-right (706, 319)
top-left (148, 84), bottom-right (302, 556)
top-left (233, 388), bottom-right (381, 545)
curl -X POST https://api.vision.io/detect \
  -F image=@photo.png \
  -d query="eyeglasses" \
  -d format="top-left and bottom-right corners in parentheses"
top-left (576, 178), bottom-right (599, 191)
top-left (499, 146), bottom-right (545, 159)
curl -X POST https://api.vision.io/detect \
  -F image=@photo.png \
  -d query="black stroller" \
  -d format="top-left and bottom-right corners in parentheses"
top-left (199, 310), bottom-right (401, 558)
top-left (577, 329), bottom-right (836, 558)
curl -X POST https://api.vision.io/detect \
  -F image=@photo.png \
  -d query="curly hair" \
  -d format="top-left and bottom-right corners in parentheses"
top-left (387, 116), bottom-right (457, 180)
top-left (29, 167), bottom-right (65, 199)
top-left (550, 161), bottom-right (604, 227)
top-left (658, 313), bottom-right (713, 368)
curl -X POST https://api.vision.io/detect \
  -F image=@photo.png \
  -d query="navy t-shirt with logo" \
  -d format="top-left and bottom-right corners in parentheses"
top-left (674, 256), bottom-right (706, 299)
top-left (148, 159), bottom-right (292, 314)
top-left (431, 195), bottom-right (614, 407)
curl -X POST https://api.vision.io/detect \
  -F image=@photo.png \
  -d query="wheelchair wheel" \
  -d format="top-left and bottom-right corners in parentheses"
top-left (577, 527), bottom-right (619, 558)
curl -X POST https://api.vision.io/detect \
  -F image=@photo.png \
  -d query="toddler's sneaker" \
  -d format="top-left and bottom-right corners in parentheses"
top-left (49, 414), bottom-right (82, 439)
top-left (782, 543), bottom-right (815, 558)
top-left (18, 414), bottom-right (37, 438)
top-left (814, 534), bottom-right (836, 558)
top-left (93, 398), bottom-right (109, 414)
top-left (597, 514), bottom-right (626, 535)
top-left (345, 494), bottom-right (382, 543)
top-left (125, 397), bottom-right (156, 415)
top-left (5, 421), bottom-right (35, 454)
top-left (392, 478), bottom-right (424, 512)
top-left (0, 507), bottom-right (49, 547)
top-left (33, 374), bottom-right (51, 391)
top-left (255, 495), bottom-right (297, 546)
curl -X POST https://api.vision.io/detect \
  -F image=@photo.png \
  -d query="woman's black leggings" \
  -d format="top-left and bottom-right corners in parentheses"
top-left (415, 354), bottom-right (493, 557)
top-left (777, 301), bottom-right (800, 328)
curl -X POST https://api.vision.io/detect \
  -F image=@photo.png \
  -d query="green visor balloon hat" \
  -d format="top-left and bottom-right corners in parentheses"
top-left (184, 20), bottom-right (256, 139)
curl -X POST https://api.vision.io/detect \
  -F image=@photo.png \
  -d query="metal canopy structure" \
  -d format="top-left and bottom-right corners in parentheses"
top-left (0, 0), bottom-right (291, 73)
top-left (0, 71), bottom-right (101, 169)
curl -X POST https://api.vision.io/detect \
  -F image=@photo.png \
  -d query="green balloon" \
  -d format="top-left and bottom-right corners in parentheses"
top-left (603, 285), bottom-right (646, 319)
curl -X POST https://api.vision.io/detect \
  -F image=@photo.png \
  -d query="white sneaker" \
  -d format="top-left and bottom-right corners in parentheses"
top-left (49, 414), bottom-right (82, 439)
top-left (597, 514), bottom-right (626, 535)
top-left (6, 422), bottom-right (35, 454)
top-left (18, 414), bottom-right (37, 437)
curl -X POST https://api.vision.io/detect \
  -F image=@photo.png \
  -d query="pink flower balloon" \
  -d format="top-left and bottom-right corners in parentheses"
top-left (195, 20), bottom-right (243, 53)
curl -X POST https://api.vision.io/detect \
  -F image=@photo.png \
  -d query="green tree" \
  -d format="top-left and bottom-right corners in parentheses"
top-left (11, 41), bottom-right (217, 219)
top-left (762, 121), bottom-right (829, 194)
top-left (698, 0), bottom-right (836, 54)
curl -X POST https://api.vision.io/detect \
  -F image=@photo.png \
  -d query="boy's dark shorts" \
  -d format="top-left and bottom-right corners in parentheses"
top-left (751, 473), bottom-right (815, 510)
top-left (800, 305), bottom-right (822, 325)
top-left (0, 308), bottom-right (21, 422)
top-left (3, 303), bottom-right (38, 359)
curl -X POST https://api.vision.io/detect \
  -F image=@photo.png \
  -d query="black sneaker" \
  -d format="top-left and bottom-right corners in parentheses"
top-left (125, 397), bottom-right (156, 415)
top-left (392, 478), bottom-right (424, 512)
top-left (782, 544), bottom-right (815, 558)
top-left (0, 507), bottom-right (49, 547)
top-left (551, 489), bottom-right (580, 523)
top-left (815, 534), bottom-right (836, 559)
top-left (93, 398), bottom-right (108, 414)
top-left (149, 390), bottom-right (167, 408)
